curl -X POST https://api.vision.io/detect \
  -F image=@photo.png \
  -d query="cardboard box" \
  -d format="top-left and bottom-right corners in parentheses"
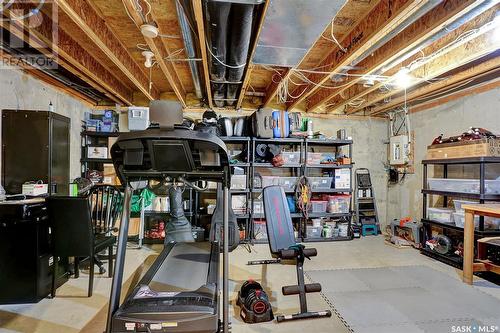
top-left (334, 169), bottom-right (351, 189)
top-left (87, 146), bottom-right (108, 159)
top-left (22, 183), bottom-right (48, 196)
top-left (426, 138), bottom-right (500, 160)
top-left (103, 164), bottom-right (120, 185)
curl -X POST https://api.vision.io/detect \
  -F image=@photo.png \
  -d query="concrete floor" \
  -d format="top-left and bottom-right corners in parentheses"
top-left (0, 236), bottom-right (499, 333)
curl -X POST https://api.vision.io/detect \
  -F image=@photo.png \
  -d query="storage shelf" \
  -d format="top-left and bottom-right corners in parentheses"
top-left (220, 136), bottom-right (250, 142)
top-left (311, 188), bottom-right (352, 193)
top-left (421, 189), bottom-right (500, 200)
top-left (253, 138), bottom-right (303, 143)
top-left (422, 157), bottom-right (500, 165)
top-left (307, 212), bottom-right (351, 218)
top-left (81, 131), bottom-right (121, 137)
top-left (253, 162), bottom-right (302, 168)
top-left (420, 248), bottom-right (463, 268)
top-left (305, 164), bottom-right (352, 169)
top-left (230, 163), bottom-right (250, 167)
top-left (144, 211), bottom-right (194, 217)
top-left (302, 236), bottom-right (351, 242)
top-left (142, 238), bottom-right (165, 244)
top-left (252, 188), bottom-right (295, 193)
top-left (81, 158), bottom-right (112, 163)
top-left (305, 138), bottom-right (353, 146)
top-left (421, 219), bottom-right (500, 235)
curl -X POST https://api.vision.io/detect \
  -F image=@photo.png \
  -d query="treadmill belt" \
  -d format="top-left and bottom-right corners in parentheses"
top-left (149, 242), bottom-right (211, 292)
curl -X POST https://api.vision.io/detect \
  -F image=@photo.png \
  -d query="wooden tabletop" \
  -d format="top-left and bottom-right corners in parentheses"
top-left (462, 204), bottom-right (500, 216)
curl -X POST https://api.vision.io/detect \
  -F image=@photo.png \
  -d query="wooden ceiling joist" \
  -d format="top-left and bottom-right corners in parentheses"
top-left (283, 0), bottom-right (430, 111)
top-left (369, 57), bottom-right (500, 115)
top-left (235, 0), bottom-right (270, 109)
top-left (192, 0), bottom-right (213, 109)
top-left (121, 0), bottom-right (187, 107)
top-left (1, 9), bottom-right (133, 105)
top-left (55, 0), bottom-right (160, 101)
top-left (312, 0), bottom-right (490, 113)
top-left (353, 13), bottom-right (500, 116)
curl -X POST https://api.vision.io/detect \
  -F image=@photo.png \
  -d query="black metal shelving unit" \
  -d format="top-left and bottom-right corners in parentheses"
top-left (420, 156), bottom-right (500, 266)
top-left (80, 130), bottom-right (123, 178)
top-left (303, 138), bottom-right (354, 241)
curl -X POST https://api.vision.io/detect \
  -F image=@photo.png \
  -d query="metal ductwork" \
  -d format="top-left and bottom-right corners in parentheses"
top-left (176, 0), bottom-right (203, 99)
top-left (205, 0), bottom-right (264, 107)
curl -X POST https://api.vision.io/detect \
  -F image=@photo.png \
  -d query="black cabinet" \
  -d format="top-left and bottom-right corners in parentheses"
top-left (0, 199), bottom-right (68, 304)
top-left (2, 110), bottom-right (70, 195)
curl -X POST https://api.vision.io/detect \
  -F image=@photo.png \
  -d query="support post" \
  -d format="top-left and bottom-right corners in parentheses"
top-left (463, 209), bottom-right (475, 285)
top-left (106, 184), bottom-right (133, 333)
top-left (223, 180), bottom-right (230, 333)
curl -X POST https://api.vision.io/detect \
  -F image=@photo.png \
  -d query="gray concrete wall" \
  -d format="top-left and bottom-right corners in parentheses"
top-left (387, 86), bottom-right (500, 222)
top-left (0, 67), bottom-right (91, 183)
top-left (313, 116), bottom-right (389, 227)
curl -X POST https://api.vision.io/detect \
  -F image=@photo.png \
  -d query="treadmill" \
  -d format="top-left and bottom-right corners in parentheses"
top-left (105, 126), bottom-right (231, 333)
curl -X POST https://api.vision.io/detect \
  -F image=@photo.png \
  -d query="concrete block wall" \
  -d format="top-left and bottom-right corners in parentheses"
top-left (0, 67), bottom-right (91, 182)
top-left (387, 86), bottom-right (500, 222)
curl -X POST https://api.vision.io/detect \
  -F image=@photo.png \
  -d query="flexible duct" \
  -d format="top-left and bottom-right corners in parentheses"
top-left (176, 0), bottom-right (203, 99)
top-left (226, 4), bottom-right (254, 105)
top-left (207, 1), bottom-right (231, 107)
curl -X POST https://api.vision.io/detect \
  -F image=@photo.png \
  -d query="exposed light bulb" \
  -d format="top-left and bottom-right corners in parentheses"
top-left (142, 50), bottom-right (154, 68)
top-left (393, 67), bottom-right (412, 89)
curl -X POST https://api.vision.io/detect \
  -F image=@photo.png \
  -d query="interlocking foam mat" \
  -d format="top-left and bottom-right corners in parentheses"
top-left (307, 266), bottom-right (500, 333)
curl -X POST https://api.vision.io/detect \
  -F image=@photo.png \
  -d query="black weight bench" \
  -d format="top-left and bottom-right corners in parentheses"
top-left (248, 185), bottom-right (332, 322)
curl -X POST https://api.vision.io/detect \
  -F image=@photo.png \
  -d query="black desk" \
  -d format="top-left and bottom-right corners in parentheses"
top-left (0, 198), bottom-right (68, 304)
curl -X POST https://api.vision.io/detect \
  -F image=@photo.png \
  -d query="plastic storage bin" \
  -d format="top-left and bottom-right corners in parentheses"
top-left (310, 200), bottom-right (327, 213)
top-left (230, 175), bottom-right (247, 189)
top-left (279, 177), bottom-right (297, 191)
top-left (452, 199), bottom-right (478, 212)
top-left (427, 207), bottom-right (454, 224)
top-left (427, 178), bottom-right (500, 194)
top-left (281, 152), bottom-right (300, 164)
top-left (453, 212), bottom-right (479, 228)
top-left (261, 176), bottom-right (279, 188)
top-left (253, 201), bottom-right (263, 214)
top-left (306, 153), bottom-right (322, 165)
top-left (326, 195), bottom-right (351, 214)
top-left (306, 226), bottom-right (322, 238)
top-left (309, 177), bottom-right (333, 190)
top-left (254, 220), bottom-right (267, 240)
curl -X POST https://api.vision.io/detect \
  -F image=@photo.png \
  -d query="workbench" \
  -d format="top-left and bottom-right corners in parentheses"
top-left (462, 204), bottom-right (500, 284)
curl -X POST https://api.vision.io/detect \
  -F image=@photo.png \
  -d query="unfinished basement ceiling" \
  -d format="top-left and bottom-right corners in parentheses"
top-left (1, 0), bottom-right (498, 117)
top-left (252, 0), bottom-right (346, 67)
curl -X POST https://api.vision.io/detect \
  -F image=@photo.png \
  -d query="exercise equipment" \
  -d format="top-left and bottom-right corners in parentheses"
top-left (236, 280), bottom-right (273, 323)
top-left (105, 104), bottom-right (232, 333)
top-left (248, 186), bottom-right (332, 323)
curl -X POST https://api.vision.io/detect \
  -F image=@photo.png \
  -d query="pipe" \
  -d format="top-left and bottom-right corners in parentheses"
top-left (207, 1), bottom-right (231, 107)
top-left (378, 0), bottom-right (497, 74)
top-left (226, 3), bottom-right (254, 105)
top-left (176, 0), bottom-right (203, 99)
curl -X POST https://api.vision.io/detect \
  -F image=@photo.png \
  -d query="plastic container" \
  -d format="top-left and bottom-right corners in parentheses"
top-left (306, 226), bottom-right (322, 238)
top-left (326, 195), bottom-right (350, 214)
top-left (279, 177), bottom-right (297, 191)
top-left (286, 196), bottom-right (296, 213)
top-left (306, 153), bottom-right (322, 165)
top-left (253, 201), bottom-right (263, 214)
top-left (311, 218), bottom-right (322, 227)
top-left (310, 200), bottom-right (327, 213)
top-left (427, 207), bottom-right (454, 224)
top-left (309, 177), bottom-right (333, 190)
top-left (230, 175), bottom-right (247, 189)
top-left (452, 199), bottom-right (478, 212)
top-left (427, 178), bottom-right (500, 194)
top-left (281, 152), bottom-right (301, 164)
top-left (254, 220), bottom-right (268, 240)
top-left (338, 223), bottom-right (349, 237)
top-left (453, 212), bottom-right (479, 228)
top-left (261, 176), bottom-right (279, 188)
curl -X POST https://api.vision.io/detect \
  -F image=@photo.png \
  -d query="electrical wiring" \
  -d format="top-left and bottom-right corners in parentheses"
top-left (136, 43), bottom-right (150, 51)
top-left (205, 41), bottom-right (246, 69)
top-left (320, 21), bottom-right (347, 53)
